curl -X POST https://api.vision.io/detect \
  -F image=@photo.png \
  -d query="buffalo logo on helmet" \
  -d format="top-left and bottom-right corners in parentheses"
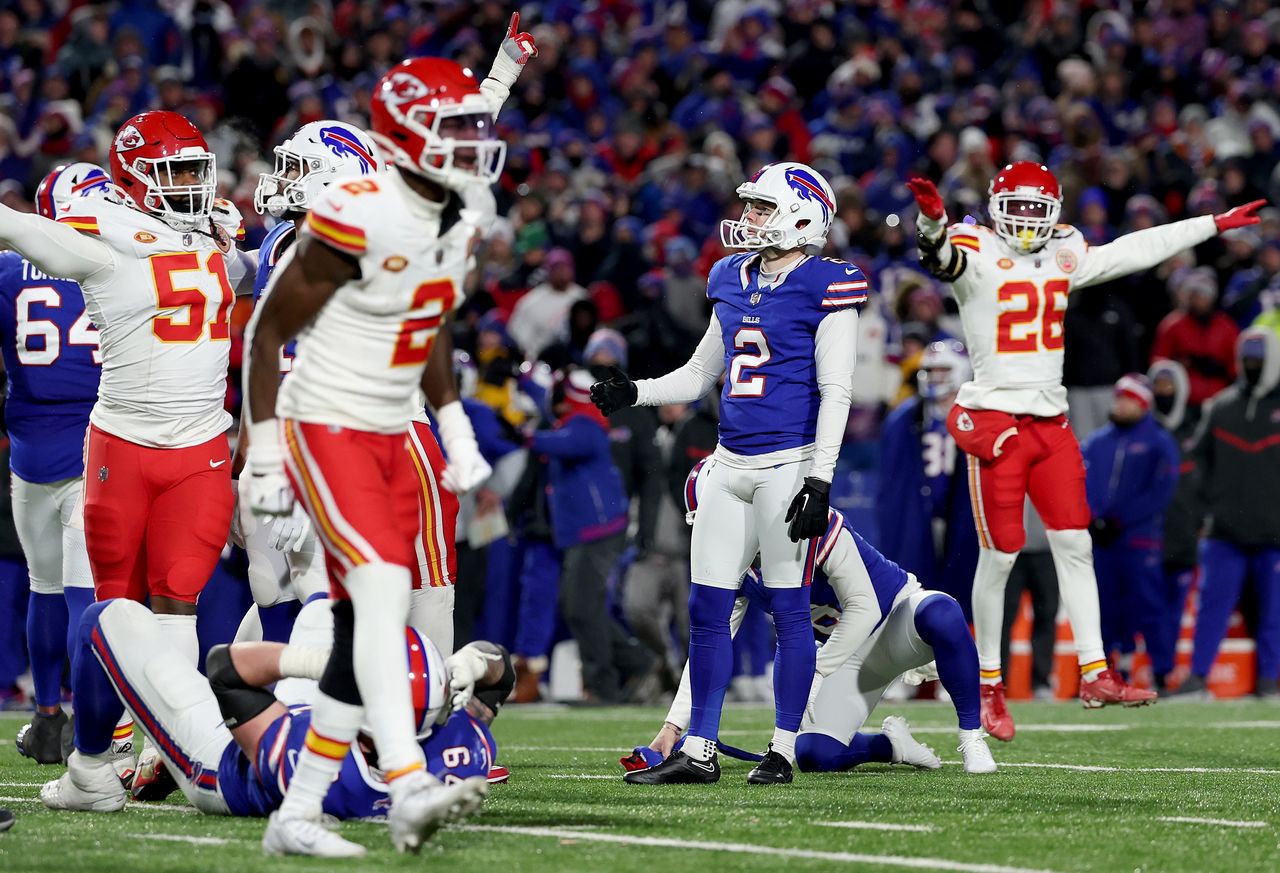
top-left (382, 72), bottom-right (431, 107)
top-left (1056, 248), bottom-right (1078, 273)
top-left (115, 125), bottom-right (145, 151)
top-left (785, 167), bottom-right (833, 222)
top-left (319, 126), bottom-right (376, 174)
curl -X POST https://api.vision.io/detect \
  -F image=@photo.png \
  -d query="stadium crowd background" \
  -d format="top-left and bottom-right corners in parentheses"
top-left (0, 0), bottom-right (1278, 705)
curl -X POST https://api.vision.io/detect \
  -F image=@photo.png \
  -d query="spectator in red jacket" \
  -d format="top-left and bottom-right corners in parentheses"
top-left (1151, 268), bottom-right (1240, 408)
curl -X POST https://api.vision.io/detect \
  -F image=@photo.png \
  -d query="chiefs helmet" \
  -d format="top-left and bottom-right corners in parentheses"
top-left (254, 120), bottom-right (385, 218)
top-left (988, 161), bottom-right (1062, 253)
top-left (917, 339), bottom-right (972, 403)
top-left (34, 162), bottom-right (110, 219)
top-left (109, 111), bottom-right (216, 232)
top-left (369, 57), bottom-right (505, 191)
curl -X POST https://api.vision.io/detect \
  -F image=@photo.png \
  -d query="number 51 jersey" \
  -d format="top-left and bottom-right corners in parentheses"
top-left (275, 170), bottom-right (480, 434)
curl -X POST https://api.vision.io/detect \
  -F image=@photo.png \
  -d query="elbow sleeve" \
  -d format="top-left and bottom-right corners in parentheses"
top-left (207, 645), bottom-right (278, 729)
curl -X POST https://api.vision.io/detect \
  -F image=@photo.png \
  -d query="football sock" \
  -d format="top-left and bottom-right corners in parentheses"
top-left (683, 735), bottom-right (716, 763)
top-left (686, 583), bottom-right (737, 745)
top-left (795, 732), bottom-right (891, 772)
top-left (408, 584), bottom-right (456, 655)
top-left (345, 562), bottom-right (424, 778)
top-left (257, 600), bottom-right (302, 644)
top-left (155, 612), bottom-right (198, 665)
top-left (64, 586), bottom-right (95, 663)
top-left (27, 591), bottom-right (67, 709)
top-left (914, 595), bottom-right (982, 731)
top-left (277, 691), bottom-right (364, 822)
top-left (765, 585), bottom-right (815, 755)
top-left (972, 547), bottom-right (1017, 684)
top-left (1045, 529), bottom-right (1107, 670)
top-left (71, 603), bottom-right (124, 756)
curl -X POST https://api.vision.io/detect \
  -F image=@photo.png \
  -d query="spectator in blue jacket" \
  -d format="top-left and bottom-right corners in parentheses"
top-left (531, 368), bottom-right (652, 702)
top-left (1082, 374), bottom-right (1181, 684)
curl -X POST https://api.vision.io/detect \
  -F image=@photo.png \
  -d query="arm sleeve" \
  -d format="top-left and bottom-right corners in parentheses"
top-left (225, 247), bottom-right (259, 297)
top-left (0, 204), bottom-right (113, 283)
top-left (529, 418), bottom-right (600, 460)
top-left (814, 530), bottom-right (881, 677)
top-left (634, 315), bottom-right (726, 406)
top-left (810, 308), bottom-right (858, 482)
top-left (1073, 216), bottom-right (1218, 290)
top-left (915, 212), bottom-right (970, 287)
top-left (663, 595), bottom-right (750, 731)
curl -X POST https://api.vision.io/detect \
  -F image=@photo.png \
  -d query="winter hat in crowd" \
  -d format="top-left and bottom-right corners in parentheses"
top-left (584, 328), bottom-right (628, 369)
top-left (1114, 373), bottom-right (1153, 412)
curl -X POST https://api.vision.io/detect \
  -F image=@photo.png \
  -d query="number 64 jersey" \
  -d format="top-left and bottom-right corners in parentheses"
top-left (943, 217), bottom-right (1218, 417)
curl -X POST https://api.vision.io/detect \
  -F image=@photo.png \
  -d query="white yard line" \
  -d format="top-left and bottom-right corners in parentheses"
top-left (0, 795), bottom-right (197, 813)
top-left (132, 833), bottom-right (236, 845)
top-left (1156, 816), bottom-right (1269, 829)
top-left (454, 824), bottom-right (1066, 873)
top-left (817, 821), bottom-right (935, 833)
top-left (942, 762), bottom-right (1280, 775)
top-left (547, 774), bottom-right (616, 780)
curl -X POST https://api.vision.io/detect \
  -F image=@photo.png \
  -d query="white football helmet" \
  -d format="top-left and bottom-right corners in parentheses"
top-left (720, 161), bottom-right (836, 251)
top-left (34, 162), bottom-right (111, 219)
top-left (254, 120), bottom-right (385, 217)
top-left (917, 339), bottom-right (972, 402)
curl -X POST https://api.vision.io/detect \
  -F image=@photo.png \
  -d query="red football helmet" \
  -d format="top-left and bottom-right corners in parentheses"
top-left (369, 57), bottom-right (506, 191)
top-left (109, 111), bottom-right (216, 231)
top-left (988, 161), bottom-right (1062, 253)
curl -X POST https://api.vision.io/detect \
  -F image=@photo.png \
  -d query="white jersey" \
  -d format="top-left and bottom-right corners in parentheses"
top-left (276, 169), bottom-right (479, 434)
top-left (941, 216), bottom-right (1218, 416)
top-left (56, 196), bottom-right (249, 447)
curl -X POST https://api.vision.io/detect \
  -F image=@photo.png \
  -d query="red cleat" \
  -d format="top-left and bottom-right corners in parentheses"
top-left (981, 683), bottom-right (1015, 742)
top-left (487, 765), bottom-right (510, 784)
top-left (1079, 669), bottom-right (1158, 708)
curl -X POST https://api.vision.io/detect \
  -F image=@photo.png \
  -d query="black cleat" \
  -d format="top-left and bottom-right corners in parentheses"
top-left (624, 751), bottom-right (720, 785)
top-left (0, 808), bottom-right (14, 832)
top-left (746, 746), bottom-right (793, 785)
top-left (15, 710), bottom-right (69, 764)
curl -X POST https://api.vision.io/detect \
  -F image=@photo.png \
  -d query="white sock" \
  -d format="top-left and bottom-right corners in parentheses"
top-left (277, 691), bottom-right (364, 822)
top-left (154, 613), bottom-right (198, 665)
top-left (684, 735), bottom-right (715, 762)
top-left (408, 584), bottom-right (456, 655)
top-left (1044, 529), bottom-right (1107, 673)
top-left (770, 729), bottom-right (797, 763)
top-left (972, 548), bottom-right (1017, 683)
top-left (346, 562), bottom-right (425, 779)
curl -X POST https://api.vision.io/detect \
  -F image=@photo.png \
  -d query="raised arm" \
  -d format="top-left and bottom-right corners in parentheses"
top-left (907, 177), bottom-right (970, 288)
top-left (479, 12), bottom-right (538, 117)
top-left (0, 202), bottom-right (113, 283)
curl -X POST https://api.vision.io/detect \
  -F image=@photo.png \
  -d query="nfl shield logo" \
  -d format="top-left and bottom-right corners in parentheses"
top-left (98, 466), bottom-right (108, 482)
top-left (749, 291), bottom-right (762, 306)
top-left (183, 233), bottom-right (193, 247)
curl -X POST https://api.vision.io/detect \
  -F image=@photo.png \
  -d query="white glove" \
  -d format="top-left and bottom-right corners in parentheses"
top-left (245, 419), bottom-right (295, 517)
top-left (436, 401), bottom-right (493, 494)
top-left (269, 501), bottom-right (312, 552)
top-left (489, 12), bottom-right (538, 87)
top-left (445, 643), bottom-right (502, 711)
top-left (804, 673), bottom-right (824, 725)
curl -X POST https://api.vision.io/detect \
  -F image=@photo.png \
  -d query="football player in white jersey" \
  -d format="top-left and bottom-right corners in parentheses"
top-left (243, 18), bottom-right (535, 858)
top-left (907, 164), bottom-right (1265, 740)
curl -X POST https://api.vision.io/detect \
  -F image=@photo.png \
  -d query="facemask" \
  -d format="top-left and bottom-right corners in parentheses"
top-left (1154, 394), bottom-right (1176, 415)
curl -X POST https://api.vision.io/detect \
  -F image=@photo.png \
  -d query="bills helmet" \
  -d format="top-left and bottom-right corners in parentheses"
top-left (917, 339), bottom-right (972, 402)
top-left (254, 120), bottom-right (385, 218)
top-left (720, 161), bottom-right (836, 251)
top-left (988, 162), bottom-right (1062, 253)
top-left (369, 57), bottom-right (505, 191)
top-left (109, 111), bottom-right (216, 232)
top-left (34, 163), bottom-right (110, 219)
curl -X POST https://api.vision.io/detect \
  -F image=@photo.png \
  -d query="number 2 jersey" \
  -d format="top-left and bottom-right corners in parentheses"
top-left (0, 253), bottom-right (100, 482)
top-left (939, 217), bottom-right (1217, 417)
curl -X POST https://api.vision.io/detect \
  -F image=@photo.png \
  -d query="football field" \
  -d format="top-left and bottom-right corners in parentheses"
top-left (1, 701), bottom-right (1278, 873)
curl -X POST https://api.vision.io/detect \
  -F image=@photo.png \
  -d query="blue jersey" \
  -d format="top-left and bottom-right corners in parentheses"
top-left (254, 221), bottom-right (298, 371)
top-left (921, 413), bottom-right (957, 519)
top-left (706, 253), bottom-right (866, 456)
top-left (0, 252), bottom-right (100, 483)
top-left (218, 707), bottom-right (496, 819)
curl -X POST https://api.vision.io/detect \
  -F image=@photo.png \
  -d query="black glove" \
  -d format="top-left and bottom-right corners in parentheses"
top-left (589, 366), bottom-right (637, 415)
top-left (785, 477), bottom-right (831, 542)
top-left (1089, 517), bottom-right (1123, 548)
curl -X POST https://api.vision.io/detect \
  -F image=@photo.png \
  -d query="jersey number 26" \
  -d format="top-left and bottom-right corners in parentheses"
top-left (996, 279), bottom-right (1067, 354)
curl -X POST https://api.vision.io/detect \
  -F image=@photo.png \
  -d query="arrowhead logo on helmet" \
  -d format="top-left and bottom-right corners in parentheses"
top-left (382, 71), bottom-right (431, 106)
top-left (116, 125), bottom-right (145, 151)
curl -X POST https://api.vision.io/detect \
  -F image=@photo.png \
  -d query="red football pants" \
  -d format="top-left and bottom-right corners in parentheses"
top-left (82, 425), bottom-right (233, 603)
top-left (281, 419), bottom-right (419, 595)
top-left (407, 420), bottom-right (458, 590)
top-left (950, 407), bottom-right (1090, 553)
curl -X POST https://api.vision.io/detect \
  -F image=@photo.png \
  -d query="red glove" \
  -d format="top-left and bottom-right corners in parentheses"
top-left (501, 12), bottom-right (538, 65)
top-left (906, 176), bottom-right (945, 221)
top-left (1214, 199), bottom-right (1266, 233)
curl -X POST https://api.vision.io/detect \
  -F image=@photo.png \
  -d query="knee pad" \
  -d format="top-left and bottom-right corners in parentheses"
top-left (318, 600), bottom-right (361, 706)
top-left (795, 732), bottom-right (846, 773)
top-left (206, 645), bottom-right (278, 728)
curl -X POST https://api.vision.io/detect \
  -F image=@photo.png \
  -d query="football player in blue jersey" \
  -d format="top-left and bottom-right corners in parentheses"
top-left (2, 163), bottom-right (109, 764)
top-left (593, 162), bottom-right (862, 784)
top-left (40, 596), bottom-right (509, 857)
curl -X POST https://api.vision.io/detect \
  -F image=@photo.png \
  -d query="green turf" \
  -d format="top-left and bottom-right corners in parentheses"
top-left (0, 700), bottom-right (1278, 873)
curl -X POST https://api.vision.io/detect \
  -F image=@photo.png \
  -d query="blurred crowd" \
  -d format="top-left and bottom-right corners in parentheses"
top-left (0, 0), bottom-right (1279, 704)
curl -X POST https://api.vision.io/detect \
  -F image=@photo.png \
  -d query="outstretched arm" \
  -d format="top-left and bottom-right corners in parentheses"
top-left (0, 202), bottom-right (113, 283)
top-left (634, 315), bottom-right (727, 406)
top-left (908, 177), bottom-right (969, 285)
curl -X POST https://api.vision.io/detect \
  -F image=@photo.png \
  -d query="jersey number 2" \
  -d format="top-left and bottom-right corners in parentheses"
top-left (16, 287), bottom-right (101, 366)
top-left (729, 327), bottom-right (771, 397)
top-left (391, 279), bottom-right (457, 367)
top-left (150, 252), bottom-right (234, 344)
top-left (996, 279), bottom-right (1067, 353)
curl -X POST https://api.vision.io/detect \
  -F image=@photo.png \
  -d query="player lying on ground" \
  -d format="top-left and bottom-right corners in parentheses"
top-left (906, 165), bottom-right (1265, 740)
top-left (40, 599), bottom-right (511, 848)
top-left (624, 470), bottom-right (995, 780)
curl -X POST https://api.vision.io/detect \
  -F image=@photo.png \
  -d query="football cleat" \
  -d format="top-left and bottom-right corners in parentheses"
top-left (1079, 669), bottom-right (1158, 708)
top-left (16, 710), bottom-right (68, 764)
top-left (746, 745), bottom-right (793, 785)
top-left (1167, 673), bottom-right (1212, 701)
top-left (262, 812), bottom-right (367, 857)
top-left (130, 754), bottom-right (179, 801)
top-left (0, 808), bottom-right (13, 832)
top-left (624, 750), bottom-right (719, 785)
top-left (882, 716), bottom-right (941, 770)
top-left (40, 751), bottom-right (127, 812)
top-left (958, 730), bottom-right (998, 774)
top-left (387, 772), bottom-right (488, 854)
top-left (980, 682), bottom-right (1015, 741)
top-left (487, 765), bottom-right (510, 784)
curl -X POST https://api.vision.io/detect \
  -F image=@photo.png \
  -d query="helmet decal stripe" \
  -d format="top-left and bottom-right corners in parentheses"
top-left (37, 168), bottom-right (62, 219)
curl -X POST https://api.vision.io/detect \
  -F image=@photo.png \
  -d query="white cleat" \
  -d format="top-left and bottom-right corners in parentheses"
top-left (40, 751), bottom-right (127, 812)
top-left (387, 772), bottom-right (489, 854)
top-left (262, 811), bottom-right (367, 857)
top-left (882, 716), bottom-right (941, 769)
top-left (958, 729), bottom-right (998, 774)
